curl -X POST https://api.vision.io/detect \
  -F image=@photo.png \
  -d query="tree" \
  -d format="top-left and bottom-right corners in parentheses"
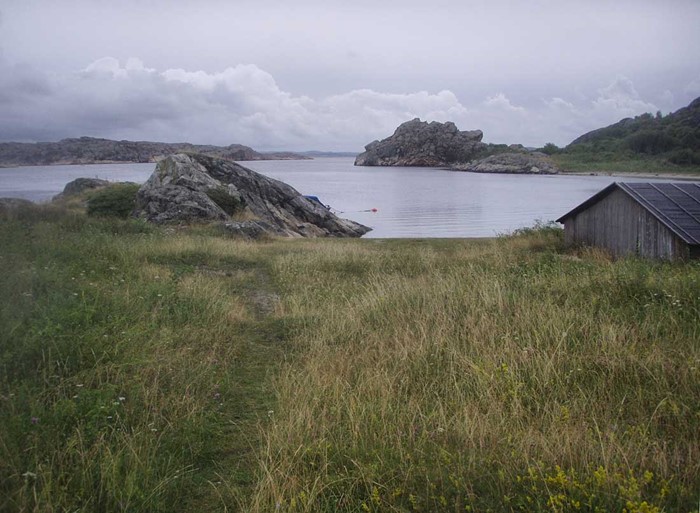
top-left (540, 143), bottom-right (560, 155)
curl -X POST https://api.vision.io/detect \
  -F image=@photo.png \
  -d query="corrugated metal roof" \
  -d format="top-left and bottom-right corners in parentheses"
top-left (557, 182), bottom-right (700, 245)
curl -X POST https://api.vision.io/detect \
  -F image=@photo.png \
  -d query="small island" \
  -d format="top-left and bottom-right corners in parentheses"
top-left (354, 118), bottom-right (560, 174)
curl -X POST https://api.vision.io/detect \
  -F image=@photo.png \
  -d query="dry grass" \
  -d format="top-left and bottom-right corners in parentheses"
top-left (1, 205), bottom-right (698, 512)
top-left (246, 236), bottom-right (700, 512)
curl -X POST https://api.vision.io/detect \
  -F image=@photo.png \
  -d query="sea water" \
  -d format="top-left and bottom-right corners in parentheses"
top-left (0, 158), bottom-right (689, 238)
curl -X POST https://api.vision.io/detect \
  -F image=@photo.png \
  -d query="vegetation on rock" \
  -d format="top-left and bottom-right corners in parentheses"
top-left (86, 183), bottom-right (141, 218)
top-left (205, 186), bottom-right (246, 216)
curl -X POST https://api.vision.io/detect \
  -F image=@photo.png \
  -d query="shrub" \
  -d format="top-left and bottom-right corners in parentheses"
top-left (205, 186), bottom-right (245, 216)
top-left (668, 148), bottom-right (700, 165)
top-left (540, 142), bottom-right (561, 155)
top-left (625, 130), bottom-right (677, 155)
top-left (86, 183), bottom-right (140, 218)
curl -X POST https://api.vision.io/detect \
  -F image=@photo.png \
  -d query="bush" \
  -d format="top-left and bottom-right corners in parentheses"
top-left (668, 148), bottom-right (700, 165)
top-left (625, 130), bottom-right (677, 155)
top-left (205, 186), bottom-right (245, 216)
top-left (540, 142), bottom-right (561, 155)
top-left (86, 183), bottom-right (140, 218)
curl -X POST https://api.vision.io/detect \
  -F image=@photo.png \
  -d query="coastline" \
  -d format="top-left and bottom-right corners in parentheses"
top-left (560, 170), bottom-right (700, 181)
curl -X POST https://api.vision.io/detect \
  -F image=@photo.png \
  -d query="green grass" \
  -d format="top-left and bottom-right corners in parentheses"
top-left (551, 153), bottom-right (700, 175)
top-left (246, 235), bottom-right (700, 513)
top-left (0, 205), bottom-right (286, 511)
top-left (1, 204), bottom-right (699, 512)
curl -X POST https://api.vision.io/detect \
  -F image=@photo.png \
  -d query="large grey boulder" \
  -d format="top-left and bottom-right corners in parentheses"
top-left (453, 152), bottom-right (559, 174)
top-left (355, 118), bottom-right (486, 167)
top-left (224, 220), bottom-right (279, 239)
top-left (133, 153), bottom-right (371, 238)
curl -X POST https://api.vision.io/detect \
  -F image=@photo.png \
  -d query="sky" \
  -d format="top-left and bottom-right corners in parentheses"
top-left (0, 0), bottom-right (699, 151)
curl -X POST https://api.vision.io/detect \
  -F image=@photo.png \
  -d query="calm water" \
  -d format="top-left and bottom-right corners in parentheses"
top-left (1, 158), bottom-right (694, 238)
top-left (0, 163), bottom-right (156, 203)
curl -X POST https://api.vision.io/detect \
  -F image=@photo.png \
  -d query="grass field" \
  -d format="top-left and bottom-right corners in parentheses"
top-left (551, 153), bottom-right (700, 176)
top-left (1, 204), bottom-right (698, 512)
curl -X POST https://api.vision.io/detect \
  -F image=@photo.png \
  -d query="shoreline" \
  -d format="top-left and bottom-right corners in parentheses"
top-left (559, 170), bottom-right (700, 181)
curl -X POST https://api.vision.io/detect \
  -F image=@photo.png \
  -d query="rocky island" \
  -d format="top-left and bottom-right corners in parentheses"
top-left (354, 118), bottom-right (559, 174)
top-left (354, 119), bottom-right (486, 167)
top-left (0, 136), bottom-right (310, 168)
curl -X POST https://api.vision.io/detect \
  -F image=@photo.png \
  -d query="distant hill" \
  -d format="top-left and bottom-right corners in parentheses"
top-left (0, 137), bottom-right (310, 167)
top-left (565, 96), bottom-right (700, 166)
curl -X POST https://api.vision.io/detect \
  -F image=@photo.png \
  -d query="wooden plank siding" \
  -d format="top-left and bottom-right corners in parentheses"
top-left (563, 189), bottom-right (690, 260)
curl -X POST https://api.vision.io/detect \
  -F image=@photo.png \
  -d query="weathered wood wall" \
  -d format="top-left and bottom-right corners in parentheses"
top-left (563, 189), bottom-right (689, 260)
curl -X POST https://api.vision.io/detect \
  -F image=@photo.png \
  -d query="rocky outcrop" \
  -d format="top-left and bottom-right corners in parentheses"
top-left (224, 220), bottom-right (279, 239)
top-left (355, 119), bottom-right (486, 167)
top-left (0, 198), bottom-right (34, 211)
top-left (53, 178), bottom-right (110, 200)
top-left (453, 152), bottom-right (559, 174)
top-left (133, 153), bottom-right (370, 238)
top-left (0, 137), bottom-right (310, 168)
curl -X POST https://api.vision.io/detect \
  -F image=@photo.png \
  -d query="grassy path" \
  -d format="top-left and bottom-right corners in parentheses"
top-left (0, 210), bottom-right (290, 512)
top-left (179, 267), bottom-right (292, 512)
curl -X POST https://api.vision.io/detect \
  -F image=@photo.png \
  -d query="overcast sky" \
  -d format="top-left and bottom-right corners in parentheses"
top-left (1, 0), bottom-right (699, 151)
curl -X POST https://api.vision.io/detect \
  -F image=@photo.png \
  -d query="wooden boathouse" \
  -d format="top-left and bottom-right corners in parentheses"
top-left (556, 182), bottom-right (700, 260)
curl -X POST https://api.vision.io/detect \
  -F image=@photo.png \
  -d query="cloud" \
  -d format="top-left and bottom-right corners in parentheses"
top-left (591, 76), bottom-right (658, 117)
top-left (685, 76), bottom-right (700, 97)
top-left (660, 90), bottom-right (675, 110)
top-left (0, 59), bottom-right (682, 149)
top-left (483, 93), bottom-right (526, 114)
top-left (0, 58), bottom-right (477, 149)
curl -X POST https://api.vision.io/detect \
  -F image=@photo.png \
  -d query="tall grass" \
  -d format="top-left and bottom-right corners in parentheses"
top-left (0, 205), bottom-right (282, 512)
top-left (2, 203), bottom-right (699, 512)
top-left (551, 153), bottom-right (700, 175)
top-left (248, 235), bottom-right (700, 512)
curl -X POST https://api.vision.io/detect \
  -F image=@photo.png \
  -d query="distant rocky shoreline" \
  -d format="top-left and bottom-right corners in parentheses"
top-left (452, 151), bottom-right (559, 174)
top-left (0, 136), bottom-right (310, 168)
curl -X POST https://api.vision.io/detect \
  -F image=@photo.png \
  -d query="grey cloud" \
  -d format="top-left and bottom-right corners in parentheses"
top-left (0, 58), bottom-right (693, 149)
top-left (0, 61), bottom-right (53, 104)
